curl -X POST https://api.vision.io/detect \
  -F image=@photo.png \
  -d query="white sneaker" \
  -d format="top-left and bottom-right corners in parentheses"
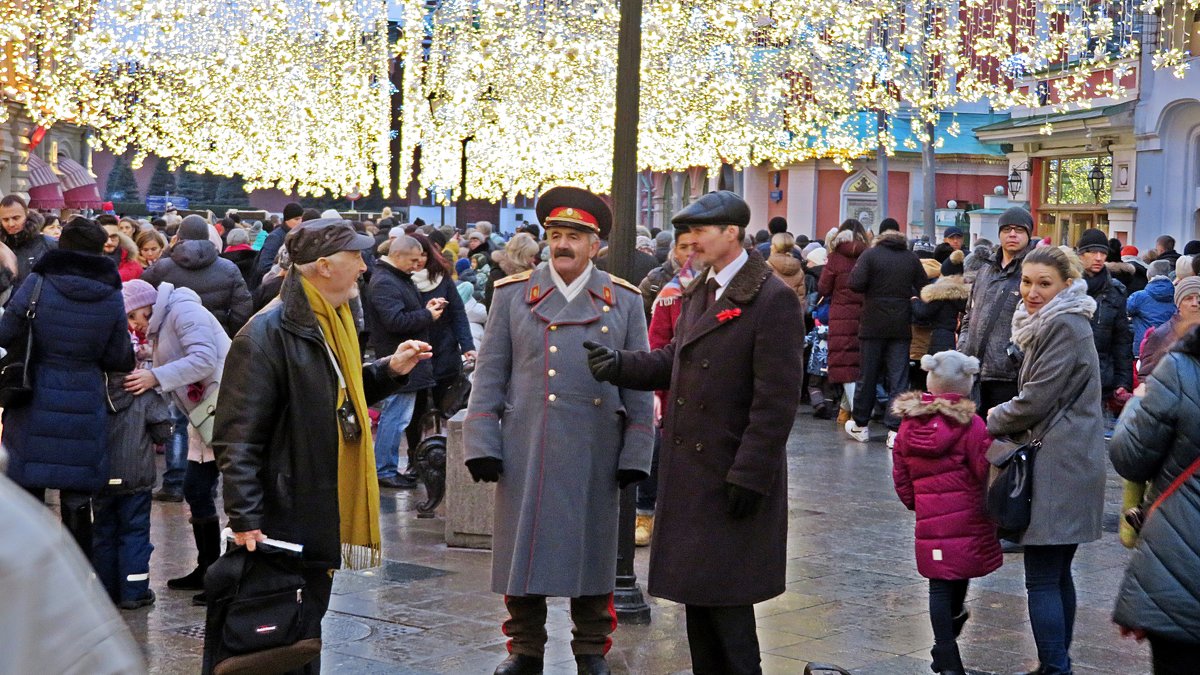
top-left (886, 431), bottom-right (897, 450)
top-left (844, 420), bottom-right (870, 443)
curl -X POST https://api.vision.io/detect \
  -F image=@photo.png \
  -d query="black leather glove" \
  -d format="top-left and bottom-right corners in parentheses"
top-left (725, 483), bottom-right (764, 520)
top-left (582, 340), bottom-right (621, 383)
top-left (465, 457), bottom-right (504, 483)
top-left (617, 469), bottom-right (649, 489)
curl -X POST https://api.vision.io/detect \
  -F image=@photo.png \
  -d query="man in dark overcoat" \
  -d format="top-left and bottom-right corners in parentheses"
top-left (585, 191), bottom-right (804, 675)
top-left (463, 187), bottom-right (654, 675)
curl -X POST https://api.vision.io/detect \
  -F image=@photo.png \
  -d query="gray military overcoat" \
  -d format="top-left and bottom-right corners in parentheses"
top-left (464, 263), bottom-right (654, 597)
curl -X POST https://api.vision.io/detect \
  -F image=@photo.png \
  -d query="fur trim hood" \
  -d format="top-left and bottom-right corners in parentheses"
top-left (1106, 261), bottom-right (1135, 277)
top-left (873, 230), bottom-right (908, 251)
top-left (920, 274), bottom-right (969, 303)
top-left (892, 391), bottom-right (977, 426)
top-left (832, 229), bottom-right (868, 258)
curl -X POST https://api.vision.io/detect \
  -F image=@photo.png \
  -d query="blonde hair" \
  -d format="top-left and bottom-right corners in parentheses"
top-left (501, 232), bottom-right (539, 270)
top-left (1023, 245), bottom-right (1083, 282)
top-left (770, 232), bottom-right (795, 255)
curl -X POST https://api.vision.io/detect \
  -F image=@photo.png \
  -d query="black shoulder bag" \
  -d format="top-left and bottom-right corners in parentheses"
top-left (985, 381), bottom-right (1087, 536)
top-left (0, 276), bottom-right (45, 408)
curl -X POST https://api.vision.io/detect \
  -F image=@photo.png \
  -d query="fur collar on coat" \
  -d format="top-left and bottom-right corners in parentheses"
top-left (920, 274), bottom-right (969, 303)
top-left (892, 391), bottom-right (977, 426)
top-left (1010, 279), bottom-right (1096, 352)
top-left (683, 248), bottom-right (773, 304)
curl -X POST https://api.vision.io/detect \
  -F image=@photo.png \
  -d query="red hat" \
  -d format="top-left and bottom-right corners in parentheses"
top-left (1121, 245), bottom-right (1139, 257)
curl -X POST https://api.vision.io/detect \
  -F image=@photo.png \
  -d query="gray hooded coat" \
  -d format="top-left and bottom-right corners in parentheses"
top-left (986, 280), bottom-right (1106, 546)
top-left (141, 239), bottom-right (253, 337)
top-left (464, 264), bottom-right (654, 598)
top-left (1110, 330), bottom-right (1200, 642)
top-left (103, 376), bottom-right (173, 495)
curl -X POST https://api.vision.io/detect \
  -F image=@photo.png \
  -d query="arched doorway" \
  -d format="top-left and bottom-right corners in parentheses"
top-left (840, 170), bottom-right (879, 230)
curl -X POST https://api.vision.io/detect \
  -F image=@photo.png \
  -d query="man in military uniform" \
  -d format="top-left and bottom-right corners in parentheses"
top-left (464, 187), bottom-right (655, 675)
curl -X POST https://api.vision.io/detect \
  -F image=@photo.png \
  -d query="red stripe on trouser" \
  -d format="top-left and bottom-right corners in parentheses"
top-left (605, 593), bottom-right (617, 654)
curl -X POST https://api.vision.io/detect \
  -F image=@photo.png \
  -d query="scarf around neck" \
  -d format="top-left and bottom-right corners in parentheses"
top-left (299, 276), bottom-right (381, 569)
top-left (411, 267), bottom-right (440, 293)
top-left (1010, 278), bottom-right (1096, 352)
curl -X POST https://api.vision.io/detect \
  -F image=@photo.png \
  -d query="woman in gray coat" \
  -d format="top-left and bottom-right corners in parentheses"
top-left (986, 246), bottom-right (1106, 675)
top-left (1110, 327), bottom-right (1200, 673)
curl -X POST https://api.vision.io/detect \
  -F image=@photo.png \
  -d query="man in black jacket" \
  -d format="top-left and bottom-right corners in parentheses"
top-left (1076, 229), bottom-right (1133, 427)
top-left (846, 224), bottom-right (929, 447)
top-left (0, 193), bottom-right (55, 294)
top-left (251, 202), bottom-right (303, 289)
top-left (213, 220), bottom-right (430, 674)
top-left (365, 235), bottom-right (443, 488)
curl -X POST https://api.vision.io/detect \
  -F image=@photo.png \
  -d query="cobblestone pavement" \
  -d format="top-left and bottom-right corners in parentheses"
top-left (124, 409), bottom-right (1151, 674)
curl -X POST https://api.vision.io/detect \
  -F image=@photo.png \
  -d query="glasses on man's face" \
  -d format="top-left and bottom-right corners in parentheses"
top-left (108, 234), bottom-right (120, 240)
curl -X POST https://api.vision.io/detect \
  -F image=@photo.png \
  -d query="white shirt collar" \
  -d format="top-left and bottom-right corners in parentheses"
top-left (549, 262), bottom-right (594, 302)
top-left (706, 249), bottom-right (749, 301)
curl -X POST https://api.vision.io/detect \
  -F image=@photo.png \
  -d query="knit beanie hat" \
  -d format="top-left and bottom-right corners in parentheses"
top-left (122, 279), bottom-right (158, 313)
top-left (58, 216), bottom-right (108, 253)
top-left (455, 258), bottom-right (471, 275)
top-left (1185, 240), bottom-right (1200, 256)
top-left (179, 215), bottom-right (210, 241)
top-left (1177, 255), bottom-right (1194, 281)
top-left (805, 246), bottom-right (828, 267)
top-left (1175, 276), bottom-right (1200, 306)
top-left (921, 257), bottom-right (942, 280)
top-left (282, 203), bottom-right (304, 221)
top-left (941, 249), bottom-right (965, 277)
top-left (997, 207), bottom-right (1034, 234)
top-left (1148, 259), bottom-right (1172, 281)
top-left (1075, 228), bottom-right (1110, 254)
top-left (921, 350), bottom-right (980, 397)
top-left (1121, 245), bottom-right (1139, 257)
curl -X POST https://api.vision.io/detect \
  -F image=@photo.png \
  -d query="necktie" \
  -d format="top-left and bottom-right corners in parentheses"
top-left (704, 277), bottom-right (720, 312)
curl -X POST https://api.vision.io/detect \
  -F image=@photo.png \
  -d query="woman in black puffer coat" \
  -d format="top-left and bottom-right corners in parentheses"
top-left (1111, 327), bottom-right (1200, 673)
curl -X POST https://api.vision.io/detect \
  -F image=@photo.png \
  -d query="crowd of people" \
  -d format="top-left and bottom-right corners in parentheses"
top-left (0, 186), bottom-right (1197, 675)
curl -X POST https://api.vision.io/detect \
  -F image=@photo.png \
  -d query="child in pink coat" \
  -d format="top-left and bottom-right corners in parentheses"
top-left (892, 350), bottom-right (1002, 675)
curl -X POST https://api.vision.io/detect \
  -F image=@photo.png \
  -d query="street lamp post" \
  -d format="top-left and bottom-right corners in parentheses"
top-left (608, 0), bottom-right (652, 626)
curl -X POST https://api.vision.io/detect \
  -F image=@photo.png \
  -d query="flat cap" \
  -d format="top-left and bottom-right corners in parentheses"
top-left (671, 190), bottom-right (750, 228)
top-left (285, 218), bottom-right (375, 265)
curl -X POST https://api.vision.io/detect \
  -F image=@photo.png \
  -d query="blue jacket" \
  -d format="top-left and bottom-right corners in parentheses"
top-left (1, 250), bottom-right (134, 491)
top-left (1127, 276), bottom-right (1176, 357)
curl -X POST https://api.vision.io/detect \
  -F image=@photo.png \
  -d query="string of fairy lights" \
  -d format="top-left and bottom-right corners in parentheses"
top-left (1, 0), bottom-right (390, 197)
top-left (401, 0), bottom-right (1154, 201)
top-left (0, 0), bottom-right (1195, 199)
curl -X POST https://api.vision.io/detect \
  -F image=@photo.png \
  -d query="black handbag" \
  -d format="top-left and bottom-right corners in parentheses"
top-left (985, 382), bottom-right (1086, 536)
top-left (202, 543), bottom-right (321, 675)
top-left (0, 276), bottom-right (45, 408)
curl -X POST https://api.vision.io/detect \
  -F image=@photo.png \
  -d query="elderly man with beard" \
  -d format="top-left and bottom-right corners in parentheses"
top-left (213, 219), bottom-right (432, 674)
top-left (464, 187), bottom-right (654, 675)
top-left (0, 194), bottom-right (54, 293)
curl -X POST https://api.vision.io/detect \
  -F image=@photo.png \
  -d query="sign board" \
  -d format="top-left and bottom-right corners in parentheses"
top-left (146, 195), bottom-right (189, 212)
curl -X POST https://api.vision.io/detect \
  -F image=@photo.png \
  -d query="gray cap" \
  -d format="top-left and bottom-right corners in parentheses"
top-left (997, 207), bottom-right (1033, 234)
top-left (285, 218), bottom-right (375, 265)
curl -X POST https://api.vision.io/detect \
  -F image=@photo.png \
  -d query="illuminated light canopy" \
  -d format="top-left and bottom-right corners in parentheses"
top-left (1, 0), bottom-right (390, 198)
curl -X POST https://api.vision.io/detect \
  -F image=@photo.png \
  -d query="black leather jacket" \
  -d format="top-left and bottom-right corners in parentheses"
top-left (213, 272), bottom-right (405, 568)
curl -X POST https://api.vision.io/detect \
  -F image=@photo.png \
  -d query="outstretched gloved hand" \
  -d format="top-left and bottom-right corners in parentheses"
top-left (582, 341), bottom-right (621, 382)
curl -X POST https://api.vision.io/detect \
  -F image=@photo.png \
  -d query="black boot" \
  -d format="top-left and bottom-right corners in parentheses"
top-left (813, 402), bottom-right (835, 420)
top-left (494, 654), bottom-right (543, 675)
top-left (575, 654), bottom-right (611, 675)
top-left (952, 609), bottom-right (970, 638)
top-left (168, 518), bottom-right (221, 591)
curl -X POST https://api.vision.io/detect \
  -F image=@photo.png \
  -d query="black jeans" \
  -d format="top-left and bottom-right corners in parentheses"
top-left (853, 338), bottom-right (911, 430)
top-left (26, 486), bottom-right (93, 555)
top-left (1024, 544), bottom-right (1078, 675)
top-left (929, 579), bottom-right (969, 672)
top-left (684, 604), bottom-right (761, 675)
top-left (1149, 634), bottom-right (1200, 675)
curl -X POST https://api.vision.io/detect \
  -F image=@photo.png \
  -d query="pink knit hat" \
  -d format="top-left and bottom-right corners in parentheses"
top-left (122, 279), bottom-right (158, 314)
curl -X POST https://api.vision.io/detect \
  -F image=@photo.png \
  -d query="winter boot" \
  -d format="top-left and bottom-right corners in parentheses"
top-left (494, 654), bottom-right (543, 675)
top-left (952, 609), bottom-right (970, 638)
top-left (575, 654), bottom-right (611, 675)
top-left (168, 518), bottom-right (221, 592)
top-left (836, 407), bottom-right (852, 427)
top-left (930, 642), bottom-right (965, 675)
top-left (634, 514), bottom-right (654, 547)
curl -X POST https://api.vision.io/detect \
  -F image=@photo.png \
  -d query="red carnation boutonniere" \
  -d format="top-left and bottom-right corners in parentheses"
top-left (716, 308), bottom-right (742, 323)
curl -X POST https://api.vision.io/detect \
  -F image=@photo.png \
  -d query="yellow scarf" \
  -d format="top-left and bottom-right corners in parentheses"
top-left (300, 276), bottom-right (381, 569)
